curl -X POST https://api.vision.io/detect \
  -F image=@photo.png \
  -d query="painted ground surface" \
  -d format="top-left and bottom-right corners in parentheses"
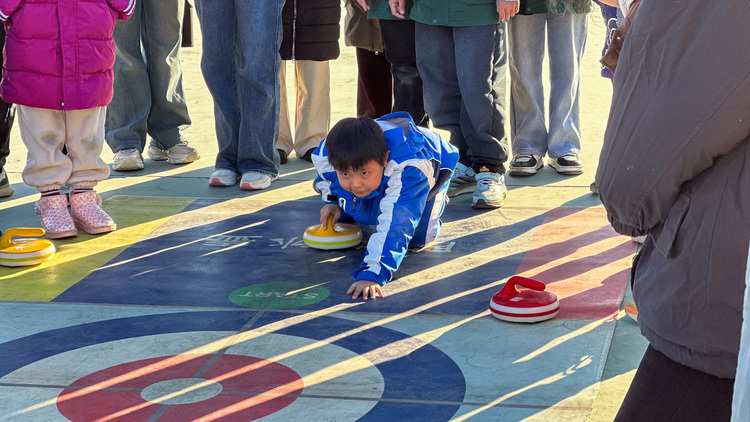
top-left (0, 196), bottom-right (635, 421)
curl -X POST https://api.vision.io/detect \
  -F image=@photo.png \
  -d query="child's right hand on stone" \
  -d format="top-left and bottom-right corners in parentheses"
top-left (320, 203), bottom-right (342, 229)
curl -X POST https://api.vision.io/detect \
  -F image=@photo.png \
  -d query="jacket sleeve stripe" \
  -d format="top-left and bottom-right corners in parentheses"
top-left (123, 0), bottom-right (135, 15)
top-left (0, 9), bottom-right (9, 21)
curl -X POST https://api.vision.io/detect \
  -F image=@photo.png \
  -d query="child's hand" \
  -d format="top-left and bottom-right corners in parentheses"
top-left (356, 0), bottom-right (370, 11)
top-left (347, 280), bottom-right (384, 300)
top-left (320, 204), bottom-right (342, 229)
top-left (497, 0), bottom-right (519, 21)
top-left (388, 0), bottom-right (407, 18)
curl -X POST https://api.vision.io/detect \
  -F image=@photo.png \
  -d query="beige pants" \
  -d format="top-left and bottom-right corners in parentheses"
top-left (18, 105), bottom-right (109, 192)
top-left (278, 60), bottom-right (331, 157)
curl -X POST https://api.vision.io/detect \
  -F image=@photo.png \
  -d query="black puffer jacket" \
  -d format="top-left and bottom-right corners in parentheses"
top-left (280, 0), bottom-right (341, 61)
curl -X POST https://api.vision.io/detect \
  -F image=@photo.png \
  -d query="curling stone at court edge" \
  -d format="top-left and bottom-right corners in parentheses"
top-left (0, 228), bottom-right (56, 267)
top-left (490, 276), bottom-right (560, 323)
top-left (303, 214), bottom-right (362, 250)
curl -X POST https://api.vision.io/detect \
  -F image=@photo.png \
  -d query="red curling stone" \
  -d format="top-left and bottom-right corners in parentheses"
top-left (489, 276), bottom-right (559, 323)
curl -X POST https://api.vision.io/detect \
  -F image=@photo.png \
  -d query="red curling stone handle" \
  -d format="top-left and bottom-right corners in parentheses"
top-left (498, 276), bottom-right (546, 299)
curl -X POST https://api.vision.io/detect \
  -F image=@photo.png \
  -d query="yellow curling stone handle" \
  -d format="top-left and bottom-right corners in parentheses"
top-left (0, 228), bottom-right (47, 250)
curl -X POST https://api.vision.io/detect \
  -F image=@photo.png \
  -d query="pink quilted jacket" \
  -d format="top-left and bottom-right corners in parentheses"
top-left (0, 0), bottom-right (134, 110)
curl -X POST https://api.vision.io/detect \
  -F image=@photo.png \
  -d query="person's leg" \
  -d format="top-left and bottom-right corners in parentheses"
top-left (293, 60), bottom-right (331, 158)
top-left (63, 107), bottom-right (111, 188)
top-left (234, 0), bottom-right (284, 178)
top-left (142, 0), bottom-right (192, 150)
top-left (615, 345), bottom-right (734, 421)
top-left (105, 1), bottom-right (150, 153)
top-left (277, 61), bottom-right (294, 156)
top-left (194, 0), bottom-right (240, 175)
top-left (355, 48), bottom-right (392, 119)
top-left (508, 14), bottom-right (548, 158)
top-left (416, 24), bottom-right (465, 162)
top-left (453, 23), bottom-right (509, 174)
top-left (380, 19), bottom-right (428, 127)
top-left (546, 12), bottom-right (587, 159)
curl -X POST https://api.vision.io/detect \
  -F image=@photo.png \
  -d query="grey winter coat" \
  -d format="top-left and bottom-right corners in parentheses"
top-left (595, 0), bottom-right (750, 379)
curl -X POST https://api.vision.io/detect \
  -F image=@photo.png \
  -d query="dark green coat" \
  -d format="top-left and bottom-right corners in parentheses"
top-left (519, 0), bottom-right (593, 15)
top-left (367, 0), bottom-right (413, 20)
top-left (409, 0), bottom-right (502, 27)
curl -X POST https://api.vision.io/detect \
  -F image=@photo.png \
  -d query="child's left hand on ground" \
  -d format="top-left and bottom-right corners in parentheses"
top-left (347, 280), bottom-right (384, 300)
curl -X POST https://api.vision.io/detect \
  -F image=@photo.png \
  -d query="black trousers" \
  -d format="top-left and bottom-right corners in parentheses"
top-left (380, 19), bottom-right (428, 127)
top-left (355, 47), bottom-right (392, 119)
top-left (0, 24), bottom-right (14, 170)
top-left (615, 345), bottom-right (734, 421)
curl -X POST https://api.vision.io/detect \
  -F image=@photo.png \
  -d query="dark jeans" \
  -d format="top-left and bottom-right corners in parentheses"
top-left (0, 24), bottom-right (14, 171)
top-left (615, 345), bottom-right (734, 421)
top-left (355, 47), bottom-right (392, 119)
top-left (380, 19), bottom-right (428, 127)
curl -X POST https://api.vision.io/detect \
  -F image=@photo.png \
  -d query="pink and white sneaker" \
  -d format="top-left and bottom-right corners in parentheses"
top-left (35, 194), bottom-right (77, 239)
top-left (69, 191), bottom-right (116, 235)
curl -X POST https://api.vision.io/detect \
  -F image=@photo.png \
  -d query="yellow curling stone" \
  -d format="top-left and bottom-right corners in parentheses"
top-left (0, 228), bottom-right (56, 267)
top-left (304, 215), bottom-right (363, 250)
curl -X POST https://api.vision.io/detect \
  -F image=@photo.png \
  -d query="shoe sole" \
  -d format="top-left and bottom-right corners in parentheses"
top-left (549, 163), bottom-right (583, 175)
top-left (448, 183), bottom-right (477, 198)
top-left (73, 219), bottom-right (116, 235)
top-left (209, 177), bottom-right (237, 187)
top-left (112, 162), bottom-right (144, 172)
top-left (509, 162), bottom-right (544, 177)
top-left (471, 199), bottom-right (504, 209)
top-left (166, 152), bottom-right (200, 165)
top-left (45, 228), bottom-right (78, 239)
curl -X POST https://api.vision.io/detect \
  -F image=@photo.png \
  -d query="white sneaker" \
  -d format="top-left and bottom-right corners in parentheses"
top-left (209, 169), bottom-right (239, 187)
top-left (0, 168), bottom-right (13, 198)
top-left (147, 142), bottom-right (200, 165)
top-left (549, 153), bottom-right (583, 175)
top-left (448, 163), bottom-right (477, 197)
top-left (472, 167), bottom-right (507, 209)
top-left (240, 171), bottom-right (278, 190)
top-left (112, 148), bottom-right (144, 171)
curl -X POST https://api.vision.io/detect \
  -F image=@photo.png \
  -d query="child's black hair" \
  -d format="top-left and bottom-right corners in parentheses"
top-left (325, 117), bottom-right (389, 172)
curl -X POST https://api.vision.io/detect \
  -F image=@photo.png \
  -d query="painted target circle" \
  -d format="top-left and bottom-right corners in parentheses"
top-left (57, 355), bottom-right (303, 421)
top-left (0, 311), bottom-right (466, 421)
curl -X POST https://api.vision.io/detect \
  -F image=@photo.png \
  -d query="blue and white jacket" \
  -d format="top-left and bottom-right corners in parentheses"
top-left (311, 112), bottom-right (459, 286)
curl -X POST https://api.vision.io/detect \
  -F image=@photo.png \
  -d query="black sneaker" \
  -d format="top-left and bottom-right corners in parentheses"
top-left (549, 154), bottom-right (584, 175)
top-left (509, 154), bottom-right (543, 176)
top-left (300, 148), bottom-right (315, 163)
top-left (278, 149), bottom-right (288, 165)
top-left (0, 168), bottom-right (13, 198)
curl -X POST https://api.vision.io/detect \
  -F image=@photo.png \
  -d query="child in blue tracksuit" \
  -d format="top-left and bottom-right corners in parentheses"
top-left (311, 112), bottom-right (458, 300)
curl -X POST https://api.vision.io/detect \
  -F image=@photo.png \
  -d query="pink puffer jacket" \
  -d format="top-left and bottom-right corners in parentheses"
top-left (0, 0), bottom-right (134, 110)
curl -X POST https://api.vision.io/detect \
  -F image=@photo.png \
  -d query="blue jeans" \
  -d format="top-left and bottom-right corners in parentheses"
top-left (194, 0), bottom-right (284, 176)
top-left (105, 0), bottom-right (191, 153)
top-left (415, 23), bottom-right (509, 173)
top-left (508, 13), bottom-right (588, 159)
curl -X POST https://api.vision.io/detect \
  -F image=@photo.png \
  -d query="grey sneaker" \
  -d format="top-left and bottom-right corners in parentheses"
top-left (448, 163), bottom-right (477, 197)
top-left (472, 167), bottom-right (507, 209)
top-left (147, 142), bottom-right (200, 165)
top-left (0, 168), bottom-right (13, 198)
top-left (112, 148), bottom-right (144, 171)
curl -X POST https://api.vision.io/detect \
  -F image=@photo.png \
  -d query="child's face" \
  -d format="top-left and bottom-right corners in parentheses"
top-left (336, 156), bottom-right (388, 198)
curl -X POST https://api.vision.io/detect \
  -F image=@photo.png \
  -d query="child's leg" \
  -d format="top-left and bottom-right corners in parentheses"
top-left (63, 107), bottom-right (110, 187)
top-left (64, 107), bottom-right (116, 235)
top-left (508, 14), bottom-right (549, 158)
top-left (546, 12), bottom-right (588, 159)
top-left (16, 106), bottom-right (72, 191)
top-left (410, 174), bottom-right (451, 248)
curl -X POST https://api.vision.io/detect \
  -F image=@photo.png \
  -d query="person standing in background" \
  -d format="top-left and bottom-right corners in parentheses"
top-left (278, 0), bottom-right (341, 164)
top-left (194, 1), bottom-right (285, 190)
top-left (506, 0), bottom-right (592, 177)
top-left (106, 0), bottom-right (200, 172)
top-left (0, 25), bottom-right (14, 199)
